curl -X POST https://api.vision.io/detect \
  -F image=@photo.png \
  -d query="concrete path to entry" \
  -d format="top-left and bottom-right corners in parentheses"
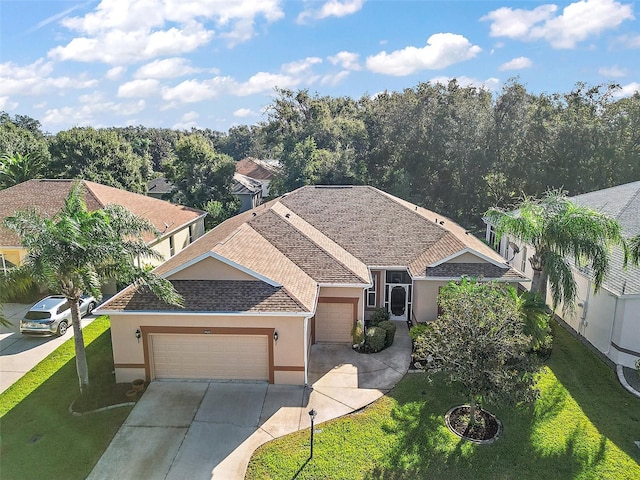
top-left (0, 303), bottom-right (95, 393)
top-left (88, 321), bottom-right (412, 480)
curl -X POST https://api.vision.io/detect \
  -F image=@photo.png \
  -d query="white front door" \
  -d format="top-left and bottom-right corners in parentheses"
top-left (387, 284), bottom-right (409, 321)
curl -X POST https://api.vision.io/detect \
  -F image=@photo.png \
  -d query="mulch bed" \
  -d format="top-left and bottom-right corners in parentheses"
top-left (446, 405), bottom-right (501, 442)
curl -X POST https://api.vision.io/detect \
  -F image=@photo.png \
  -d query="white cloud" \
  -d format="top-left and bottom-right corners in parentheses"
top-left (41, 98), bottom-right (146, 126)
top-left (49, 0), bottom-right (285, 64)
top-left (366, 33), bottom-right (481, 76)
top-left (0, 59), bottom-right (97, 95)
top-left (0, 96), bottom-right (19, 111)
top-left (321, 71), bottom-right (350, 86)
top-left (298, 0), bottom-right (365, 23)
top-left (281, 57), bottom-right (322, 75)
top-left (134, 57), bottom-right (206, 79)
top-left (430, 75), bottom-right (501, 91)
top-left (328, 51), bottom-right (361, 70)
top-left (234, 72), bottom-right (305, 96)
top-left (482, 0), bottom-right (635, 49)
top-left (598, 65), bottom-right (627, 77)
top-left (233, 108), bottom-right (255, 118)
top-left (182, 111), bottom-right (200, 122)
top-left (106, 66), bottom-right (126, 79)
top-left (118, 79), bottom-right (161, 97)
top-left (499, 56), bottom-right (533, 70)
top-left (615, 33), bottom-right (640, 48)
top-left (612, 82), bottom-right (640, 97)
top-left (161, 77), bottom-right (234, 103)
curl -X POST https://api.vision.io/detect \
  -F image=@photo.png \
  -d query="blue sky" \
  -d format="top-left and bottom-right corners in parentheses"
top-left (1, 0), bottom-right (639, 134)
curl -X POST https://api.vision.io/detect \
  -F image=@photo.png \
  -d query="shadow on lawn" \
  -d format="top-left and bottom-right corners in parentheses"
top-left (363, 372), bottom-right (592, 480)
top-left (546, 323), bottom-right (640, 463)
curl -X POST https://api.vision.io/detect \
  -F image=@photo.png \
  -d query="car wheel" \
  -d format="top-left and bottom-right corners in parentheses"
top-left (57, 321), bottom-right (68, 336)
top-left (86, 302), bottom-right (96, 317)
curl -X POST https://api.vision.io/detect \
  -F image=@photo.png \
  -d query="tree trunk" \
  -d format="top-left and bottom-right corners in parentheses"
top-left (70, 299), bottom-right (89, 394)
top-left (530, 268), bottom-right (548, 302)
top-left (469, 398), bottom-right (478, 427)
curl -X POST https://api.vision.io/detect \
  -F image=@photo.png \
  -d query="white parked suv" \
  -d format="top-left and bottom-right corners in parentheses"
top-left (20, 295), bottom-right (97, 336)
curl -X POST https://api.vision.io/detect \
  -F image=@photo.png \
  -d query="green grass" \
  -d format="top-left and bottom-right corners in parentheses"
top-left (246, 323), bottom-right (640, 479)
top-left (0, 317), bottom-right (134, 480)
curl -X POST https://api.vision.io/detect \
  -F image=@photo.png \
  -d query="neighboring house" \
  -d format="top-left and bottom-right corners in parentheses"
top-left (486, 181), bottom-right (640, 368)
top-left (235, 157), bottom-right (278, 197)
top-left (232, 172), bottom-right (263, 212)
top-left (97, 185), bottom-right (526, 385)
top-left (146, 177), bottom-right (173, 200)
top-left (0, 179), bottom-right (207, 275)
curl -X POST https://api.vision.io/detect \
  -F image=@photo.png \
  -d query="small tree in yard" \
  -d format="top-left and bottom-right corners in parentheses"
top-left (0, 182), bottom-right (182, 393)
top-left (414, 279), bottom-right (540, 427)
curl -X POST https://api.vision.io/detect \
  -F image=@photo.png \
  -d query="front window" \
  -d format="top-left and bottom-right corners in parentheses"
top-left (367, 274), bottom-right (377, 307)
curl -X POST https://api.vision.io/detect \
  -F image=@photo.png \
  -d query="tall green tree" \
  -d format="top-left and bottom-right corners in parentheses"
top-left (485, 191), bottom-right (625, 309)
top-left (164, 133), bottom-right (238, 227)
top-left (0, 183), bottom-right (182, 393)
top-left (48, 127), bottom-right (152, 193)
top-left (413, 280), bottom-right (539, 426)
top-left (0, 152), bottom-right (46, 189)
top-left (0, 114), bottom-right (50, 165)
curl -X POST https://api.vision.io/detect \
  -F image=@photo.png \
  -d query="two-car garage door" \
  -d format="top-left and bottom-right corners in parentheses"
top-left (150, 333), bottom-right (269, 381)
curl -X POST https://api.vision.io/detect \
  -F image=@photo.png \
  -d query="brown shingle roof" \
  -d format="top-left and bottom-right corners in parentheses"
top-left (235, 158), bottom-right (278, 181)
top-left (425, 263), bottom-right (527, 281)
top-left (249, 209), bottom-right (365, 284)
top-left (99, 280), bottom-right (306, 313)
top-left (0, 179), bottom-right (205, 246)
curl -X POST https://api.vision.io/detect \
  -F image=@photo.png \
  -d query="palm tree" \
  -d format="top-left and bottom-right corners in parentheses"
top-left (0, 182), bottom-right (182, 393)
top-left (630, 234), bottom-right (640, 266)
top-left (0, 152), bottom-right (45, 189)
top-left (485, 190), bottom-right (625, 310)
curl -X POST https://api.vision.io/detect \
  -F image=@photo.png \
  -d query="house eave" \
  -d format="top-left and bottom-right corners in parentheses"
top-left (413, 276), bottom-right (531, 282)
top-left (94, 309), bottom-right (311, 317)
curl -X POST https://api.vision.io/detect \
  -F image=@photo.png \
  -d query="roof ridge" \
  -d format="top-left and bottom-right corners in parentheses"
top-left (82, 180), bottom-right (107, 208)
top-left (270, 201), bottom-right (370, 283)
top-left (617, 185), bottom-right (640, 222)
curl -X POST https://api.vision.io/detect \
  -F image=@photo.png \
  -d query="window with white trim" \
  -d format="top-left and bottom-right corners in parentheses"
top-left (367, 273), bottom-right (377, 307)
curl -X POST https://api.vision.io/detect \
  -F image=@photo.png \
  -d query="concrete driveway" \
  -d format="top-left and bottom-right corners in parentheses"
top-left (0, 302), bottom-right (96, 393)
top-left (89, 321), bottom-right (411, 480)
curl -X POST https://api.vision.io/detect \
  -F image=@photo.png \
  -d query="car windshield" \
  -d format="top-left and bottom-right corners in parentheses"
top-left (25, 311), bottom-right (51, 320)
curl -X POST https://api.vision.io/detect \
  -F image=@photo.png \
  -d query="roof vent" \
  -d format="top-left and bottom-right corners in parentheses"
top-left (252, 212), bottom-right (256, 217)
top-left (285, 213), bottom-right (290, 218)
top-left (439, 221), bottom-right (444, 225)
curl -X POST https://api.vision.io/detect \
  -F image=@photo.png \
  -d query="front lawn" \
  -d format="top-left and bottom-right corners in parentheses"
top-left (0, 317), bottom-right (134, 480)
top-left (246, 323), bottom-right (640, 479)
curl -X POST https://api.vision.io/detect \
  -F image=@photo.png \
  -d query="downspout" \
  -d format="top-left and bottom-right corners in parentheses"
top-left (605, 294), bottom-right (619, 357)
top-left (303, 315), bottom-right (310, 385)
top-left (579, 283), bottom-right (591, 336)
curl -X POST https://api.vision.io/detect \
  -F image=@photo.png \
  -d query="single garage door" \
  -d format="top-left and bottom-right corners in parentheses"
top-left (151, 333), bottom-right (269, 381)
top-left (315, 302), bottom-right (354, 343)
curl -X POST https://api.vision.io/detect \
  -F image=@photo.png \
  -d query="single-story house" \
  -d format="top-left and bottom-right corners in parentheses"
top-left (231, 172), bottom-right (263, 212)
top-left (235, 157), bottom-right (279, 197)
top-left (0, 179), bottom-right (207, 274)
top-left (485, 181), bottom-right (640, 368)
top-left (97, 185), bottom-right (526, 385)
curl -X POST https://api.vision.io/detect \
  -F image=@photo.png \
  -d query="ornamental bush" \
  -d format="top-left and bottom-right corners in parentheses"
top-left (365, 326), bottom-right (386, 353)
top-left (369, 308), bottom-right (390, 326)
top-left (378, 320), bottom-right (397, 347)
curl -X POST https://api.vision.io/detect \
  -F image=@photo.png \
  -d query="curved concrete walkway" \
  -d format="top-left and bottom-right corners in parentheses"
top-left (88, 321), bottom-right (411, 480)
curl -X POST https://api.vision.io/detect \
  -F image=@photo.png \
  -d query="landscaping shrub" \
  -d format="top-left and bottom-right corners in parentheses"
top-left (365, 326), bottom-right (386, 353)
top-left (409, 323), bottom-right (431, 341)
top-left (351, 322), bottom-right (364, 346)
top-left (378, 320), bottom-right (396, 347)
top-left (369, 308), bottom-right (390, 326)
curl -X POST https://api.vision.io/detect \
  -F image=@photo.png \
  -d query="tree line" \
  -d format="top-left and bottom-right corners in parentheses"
top-left (1, 79), bottom-right (639, 230)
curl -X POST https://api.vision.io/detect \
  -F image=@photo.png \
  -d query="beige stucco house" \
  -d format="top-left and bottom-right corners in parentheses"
top-left (486, 181), bottom-right (640, 369)
top-left (98, 185), bottom-right (526, 385)
top-left (0, 179), bottom-right (207, 273)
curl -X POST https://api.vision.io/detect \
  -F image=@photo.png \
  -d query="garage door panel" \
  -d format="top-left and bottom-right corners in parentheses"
top-left (316, 302), bottom-right (354, 343)
top-left (151, 334), bottom-right (268, 381)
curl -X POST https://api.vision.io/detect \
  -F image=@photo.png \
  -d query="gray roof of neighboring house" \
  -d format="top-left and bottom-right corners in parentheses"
top-left (231, 172), bottom-right (262, 195)
top-left (146, 177), bottom-right (174, 196)
top-left (570, 181), bottom-right (640, 295)
top-left (104, 280), bottom-right (307, 313)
